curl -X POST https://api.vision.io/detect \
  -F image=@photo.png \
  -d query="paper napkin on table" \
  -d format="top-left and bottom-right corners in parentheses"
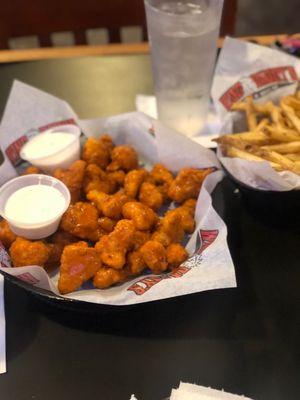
top-left (170, 382), bottom-right (254, 399)
top-left (130, 382), bottom-right (254, 399)
top-left (0, 276), bottom-right (6, 374)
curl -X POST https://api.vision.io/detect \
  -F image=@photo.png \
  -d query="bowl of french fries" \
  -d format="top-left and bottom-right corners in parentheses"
top-left (215, 93), bottom-right (300, 223)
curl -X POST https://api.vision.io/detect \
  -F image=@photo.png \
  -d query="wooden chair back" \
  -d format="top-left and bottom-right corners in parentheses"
top-left (0, 0), bottom-right (236, 49)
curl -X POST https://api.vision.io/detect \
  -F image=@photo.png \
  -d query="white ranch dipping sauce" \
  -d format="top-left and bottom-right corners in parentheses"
top-left (5, 185), bottom-right (66, 225)
top-left (21, 132), bottom-right (75, 159)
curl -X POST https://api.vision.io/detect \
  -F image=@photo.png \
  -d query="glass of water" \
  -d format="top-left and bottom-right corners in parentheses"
top-left (144, 0), bottom-right (223, 137)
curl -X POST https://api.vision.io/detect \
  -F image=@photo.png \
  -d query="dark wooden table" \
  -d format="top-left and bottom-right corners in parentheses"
top-left (0, 56), bottom-right (299, 400)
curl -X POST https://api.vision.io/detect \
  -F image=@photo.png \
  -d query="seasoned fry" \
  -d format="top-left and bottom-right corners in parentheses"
top-left (219, 92), bottom-right (300, 175)
top-left (252, 101), bottom-right (274, 114)
top-left (280, 99), bottom-right (300, 133)
top-left (254, 118), bottom-right (269, 132)
top-left (285, 153), bottom-right (300, 161)
top-left (215, 131), bottom-right (271, 146)
top-left (262, 141), bottom-right (300, 154)
top-left (265, 126), bottom-right (300, 142)
top-left (222, 145), bottom-right (284, 171)
top-left (245, 98), bottom-right (257, 131)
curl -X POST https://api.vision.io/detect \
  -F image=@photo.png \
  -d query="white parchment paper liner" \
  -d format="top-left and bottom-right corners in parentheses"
top-left (0, 80), bottom-right (236, 305)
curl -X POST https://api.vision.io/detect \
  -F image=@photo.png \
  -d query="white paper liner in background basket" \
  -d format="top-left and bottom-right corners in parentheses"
top-left (0, 81), bottom-right (236, 305)
top-left (211, 37), bottom-right (300, 191)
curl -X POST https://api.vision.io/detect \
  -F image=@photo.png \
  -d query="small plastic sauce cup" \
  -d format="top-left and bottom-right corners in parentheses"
top-left (20, 124), bottom-right (81, 174)
top-left (0, 174), bottom-right (71, 240)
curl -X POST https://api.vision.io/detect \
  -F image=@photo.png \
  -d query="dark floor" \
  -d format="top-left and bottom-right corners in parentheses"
top-left (236, 0), bottom-right (300, 36)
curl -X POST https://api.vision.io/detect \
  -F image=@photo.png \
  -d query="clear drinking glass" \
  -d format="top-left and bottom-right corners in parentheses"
top-left (144, 0), bottom-right (223, 137)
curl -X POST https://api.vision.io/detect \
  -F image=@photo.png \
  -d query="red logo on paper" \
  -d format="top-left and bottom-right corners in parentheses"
top-left (195, 229), bottom-right (219, 255)
top-left (5, 135), bottom-right (28, 166)
top-left (38, 118), bottom-right (76, 132)
top-left (219, 65), bottom-right (298, 111)
top-left (127, 265), bottom-right (191, 296)
top-left (16, 272), bottom-right (39, 285)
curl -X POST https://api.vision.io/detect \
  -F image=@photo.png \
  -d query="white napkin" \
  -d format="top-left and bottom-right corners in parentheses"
top-left (130, 382), bottom-right (254, 399)
top-left (0, 276), bottom-right (6, 374)
top-left (170, 382), bottom-right (253, 399)
top-left (135, 95), bottom-right (228, 148)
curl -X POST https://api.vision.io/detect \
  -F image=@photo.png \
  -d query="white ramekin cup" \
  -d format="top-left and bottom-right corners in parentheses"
top-left (0, 174), bottom-right (70, 240)
top-left (20, 124), bottom-right (81, 174)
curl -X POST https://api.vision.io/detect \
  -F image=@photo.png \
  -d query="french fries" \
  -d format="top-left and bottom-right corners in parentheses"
top-left (215, 93), bottom-right (300, 175)
top-left (262, 141), bottom-right (300, 154)
top-left (285, 153), bottom-right (300, 161)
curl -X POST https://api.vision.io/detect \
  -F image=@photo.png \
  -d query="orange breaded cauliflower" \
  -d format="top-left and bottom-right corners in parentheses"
top-left (87, 190), bottom-right (130, 219)
top-left (93, 267), bottom-right (127, 289)
top-left (95, 219), bottom-right (135, 269)
top-left (138, 182), bottom-right (164, 210)
top-left (22, 165), bottom-right (41, 175)
top-left (131, 230), bottom-right (151, 251)
top-left (83, 163), bottom-right (116, 194)
top-left (107, 170), bottom-right (126, 187)
top-left (54, 160), bottom-right (86, 203)
top-left (126, 250), bottom-right (146, 275)
top-left (182, 199), bottom-right (197, 215)
top-left (98, 134), bottom-right (114, 153)
top-left (60, 202), bottom-right (100, 241)
top-left (98, 217), bottom-right (117, 233)
top-left (151, 229), bottom-right (172, 247)
top-left (166, 243), bottom-right (188, 269)
top-left (0, 220), bottom-right (16, 249)
top-left (150, 163), bottom-right (174, 186)
top-left (107, 145), bottom-right (138, 172)
top-left (58, 242), bottom-right (102, 294)
top-left (46, 231), bottom-right (78, 265)
top-left (164, 206), bottom-right (195, 234)
top-left (122, 202), bottom-right (158, 231)
top-left (159, 212), bottom-right (184, 244)
top-left (82, 137), bottom-right (111, 168)
top-left (124, 169), bottom-right (148, 198)
top-left (9, 237), bottom-right (51, 268)
top-left (140, 241), bottom-right (168, 274)
top-left (168, 167), bottom-right (213, 203)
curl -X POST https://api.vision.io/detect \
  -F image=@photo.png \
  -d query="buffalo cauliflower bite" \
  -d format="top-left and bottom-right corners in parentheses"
top-left (126, 250), bottom-right (146, 275)
top-left (93, 267), bottom-right (127, 289)
top-left (22, 165), bottom-right (41, 175)
top-left (168, 168), bottom-right (213, 203)
top-left (87, 190), bottom-right (130, 219)
top-left (150, 163), bottom-right (173, 186)
top-left (58, 242), bottom-right (102, 294)
top-left (83, 163), bottom-right (116, 194)
top-left (138, 182), bottom-right (164, 210)
top-left (98, 217), bottom-right (117, 233)
top-left (140, 240), bottom-right (168, 274)
top-left (9, 237), bottom-right (51, 268)
top-left (60, 202), bottom-right (100, 241)
top-left (166, 243), bottom-right (188, 269)
top-left (54, 160), bottom-right (86, 203)
top-left (107, 145), bottom-right (138, 172)
top-left (124, 169), bottom-right (148, 198)
top-left (107, 170), bottom-right (126, 187)
top-left (0, 220), bottom-right (17, 249)
top-left (95, 219), bottom-right (135, 269)
top-left (122, 201), bottom-right (157, 231)
top-left (82, 137), bottom-right (111, 168)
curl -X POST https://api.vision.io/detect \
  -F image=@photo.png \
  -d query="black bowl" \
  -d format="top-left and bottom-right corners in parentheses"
top-left (222, 166), bottom-right (300, 228)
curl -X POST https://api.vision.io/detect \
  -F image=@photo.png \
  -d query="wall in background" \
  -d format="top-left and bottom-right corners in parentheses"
top-left (236, 0), bottom-right (299, 36)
